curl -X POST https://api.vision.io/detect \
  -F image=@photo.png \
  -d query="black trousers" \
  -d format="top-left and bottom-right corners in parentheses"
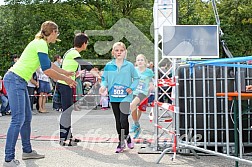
top-left (58, 83), bottom-right (73, 141)
top-left (110, 102), bottom-right (130, 142)
top-left (27, 86), bottom-right (35, 110)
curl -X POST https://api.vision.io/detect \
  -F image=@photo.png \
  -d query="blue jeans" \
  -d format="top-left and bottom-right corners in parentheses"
top-left (3, 71), bottom-right (32, 161)
top-left (0, 94), bottom-right (10, 113)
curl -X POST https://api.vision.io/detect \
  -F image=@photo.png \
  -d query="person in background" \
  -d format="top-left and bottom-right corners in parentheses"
top-left (2, 20), bottom-right (77, 167)
top-left (147, 61), bottom-right (155, 106)
top-left (9, 54), bottom-right (19, 68)
top-left (73, 68), bottom-right (85, 111)
top-left (52, 54), bottom-right (63, 111)
top-left (147, 78), bottom-right (155, 106)
top-left (27, 72), bottom-right (39, 115)
top-left (99, 42), bottom-right (139, 153)
top-left (53, 54), bottom-right (62, 67)
top-left (0, 76), bottom-right (10, 117)
top-left (100, 88), bottom-right (109, 110)
top-left (149, 61), bottom-right (154, 72)
top-left (37, 67), bottom-right (51, 113)
top-left (130, 54), bottom-right (154, 139)
top-left (99, 71), bottom-right (108, 110)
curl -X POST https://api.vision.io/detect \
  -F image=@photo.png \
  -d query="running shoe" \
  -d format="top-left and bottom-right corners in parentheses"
top-left (3, 159), bottom-right (20, 167)
top-left (133, 127), bottom-right (141, 139)
top-left (130, 123), bottom-right (139, 133)
top-left (125, 135), bottom-right (134, 149)
top-left (115, 143), bottom-right (125, 153)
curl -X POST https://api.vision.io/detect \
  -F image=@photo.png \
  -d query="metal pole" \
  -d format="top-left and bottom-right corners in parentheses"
top-left (153, 0), bottom-right (159, 151)
top-left (211, 0), bottom-right (223, 36)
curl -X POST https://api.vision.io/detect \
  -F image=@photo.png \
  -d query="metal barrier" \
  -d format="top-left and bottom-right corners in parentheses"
top-left (157, 59), bottom-right (252, 166)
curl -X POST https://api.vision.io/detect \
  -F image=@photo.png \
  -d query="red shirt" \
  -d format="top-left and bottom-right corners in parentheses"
top-left (0, 80), bottom-right (7, 96)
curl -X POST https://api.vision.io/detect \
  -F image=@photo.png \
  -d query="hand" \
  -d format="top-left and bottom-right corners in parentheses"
top-left (90, 68), bottom-right (100, 77)
top-left (126, 88), bottom-right (132, 94)
top-left (99, 86), bottom-right (106, 94)
top-left (246, 85), bottom-right (252, 91)
top-left (78, 70), bottom-right (85, 75)
top-left (97, 76), bottom-right (101, 80)
top-left (65, 77), bottom-right (77, 88)
top-left (64, 71), bottom-right (75, 77)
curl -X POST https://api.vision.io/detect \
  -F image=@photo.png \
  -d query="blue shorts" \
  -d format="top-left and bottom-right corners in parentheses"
top-left (38, 80), bottom-right (51, 93)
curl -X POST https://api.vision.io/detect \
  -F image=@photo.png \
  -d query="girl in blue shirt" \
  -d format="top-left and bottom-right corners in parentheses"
top-left (130, 54), bottom-right (154, 139)
top-left (99, 42), bottom-right (139, 153)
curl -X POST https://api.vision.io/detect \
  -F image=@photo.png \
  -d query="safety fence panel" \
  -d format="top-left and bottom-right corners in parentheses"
top-left (175, 59), bottom-right (252, 166)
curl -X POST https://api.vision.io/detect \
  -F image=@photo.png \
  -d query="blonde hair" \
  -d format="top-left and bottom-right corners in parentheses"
top-left (136, 54), bottom-right (148, 67)
top-left (112, 42), bottom-right (127, 59)
top-left (35, 21), bottom-right (58, 41)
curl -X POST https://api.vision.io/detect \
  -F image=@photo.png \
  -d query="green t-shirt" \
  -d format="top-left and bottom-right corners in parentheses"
top-left (10, 39), bottom-right (48, 82)
top-left (58, 48), bottom-right (80, 85)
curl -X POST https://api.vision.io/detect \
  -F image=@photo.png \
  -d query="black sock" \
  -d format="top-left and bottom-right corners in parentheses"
top-left (125, 135), bottom-right (131, 143)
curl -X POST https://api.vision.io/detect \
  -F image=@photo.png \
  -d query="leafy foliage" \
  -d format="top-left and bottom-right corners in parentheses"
top-left (0, 0), bottom-right (251, 76)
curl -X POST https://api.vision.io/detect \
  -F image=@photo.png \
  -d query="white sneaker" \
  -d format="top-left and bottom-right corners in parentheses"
top-left (0, 113), bottom-right (2, 117)
top-left (6, 110), bottom-right (11, 115)
top-left (3, 159), bottom-right (20, 167)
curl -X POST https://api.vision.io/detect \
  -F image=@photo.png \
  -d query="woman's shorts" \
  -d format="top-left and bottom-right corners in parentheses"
top-left (38, 80), bottom-right (51, 93)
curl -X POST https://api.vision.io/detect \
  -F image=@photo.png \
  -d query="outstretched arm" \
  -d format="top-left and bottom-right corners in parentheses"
top-left (38, 52), bottom-right (77, 88)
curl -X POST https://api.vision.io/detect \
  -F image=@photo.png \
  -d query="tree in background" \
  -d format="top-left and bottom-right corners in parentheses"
top-left (0, 0), bottom-right (251, 76)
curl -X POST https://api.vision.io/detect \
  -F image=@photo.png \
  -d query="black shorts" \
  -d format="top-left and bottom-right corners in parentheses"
top-left (133, 93), bottom-right (147, 104)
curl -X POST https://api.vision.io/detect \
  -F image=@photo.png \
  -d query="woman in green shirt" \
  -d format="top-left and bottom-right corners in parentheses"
top-left (3, 21), bottom-right (77, 167)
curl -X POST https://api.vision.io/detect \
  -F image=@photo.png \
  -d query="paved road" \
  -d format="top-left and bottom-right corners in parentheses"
top-left (0, 103), bottom-right (251, 167)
